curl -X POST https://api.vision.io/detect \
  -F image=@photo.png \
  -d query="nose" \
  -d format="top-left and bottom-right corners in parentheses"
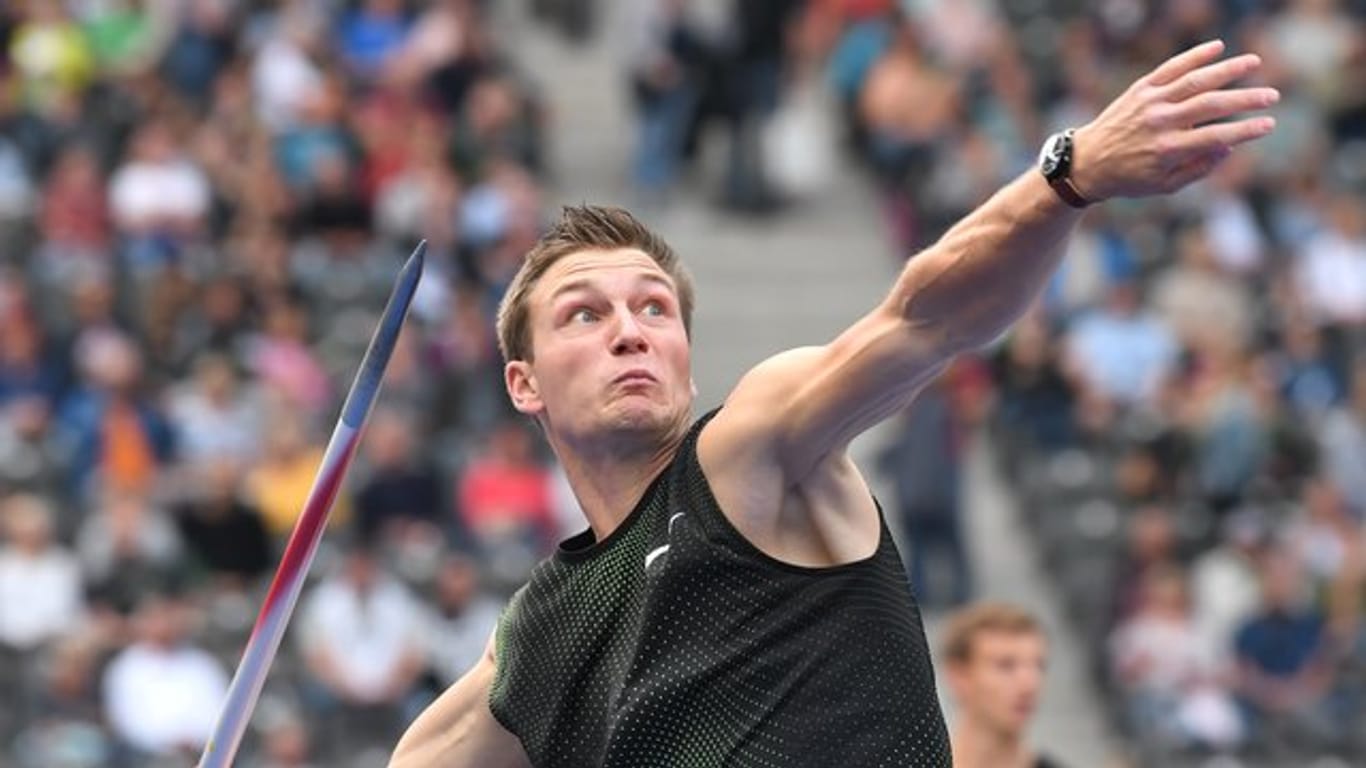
top-left (609, 307), bottom-right (649, 355)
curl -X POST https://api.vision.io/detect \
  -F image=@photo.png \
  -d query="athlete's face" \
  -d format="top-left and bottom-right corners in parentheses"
top-left (506, 248), bottom-right (694, 444)
top-left (948, 631), bottom-right (1046, 738)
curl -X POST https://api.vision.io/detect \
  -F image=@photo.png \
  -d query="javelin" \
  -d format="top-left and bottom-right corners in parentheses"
top-left (197, 242), bottom-right (426, 768)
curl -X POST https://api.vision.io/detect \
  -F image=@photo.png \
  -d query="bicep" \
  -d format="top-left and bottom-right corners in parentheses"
top-left (715, 302), bottom-right (949, 481)
top-left (389, 636), bottom-right (530, 768)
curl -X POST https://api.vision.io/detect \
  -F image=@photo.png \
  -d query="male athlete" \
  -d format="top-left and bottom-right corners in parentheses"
top-left (941, 603), bottom-right (1061, 768)
top-left (391, 41), bottom-right (1276, 767)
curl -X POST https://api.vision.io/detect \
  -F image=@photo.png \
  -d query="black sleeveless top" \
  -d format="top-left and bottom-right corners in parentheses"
top-left (489, 410), bottom-right (950, 767)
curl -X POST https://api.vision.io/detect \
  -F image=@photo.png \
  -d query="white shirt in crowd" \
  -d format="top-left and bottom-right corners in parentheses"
top-left (1191, 547), bottom-right (1263, 658)
top-left (108, 158), bottom-right (211, 230)
top-left (1297, 227), bottom-right (1366, 325)
top-left (102, 642), bottom-right (229, 755)
top-left (0, 544), bottom-right (84, 650)
top-left (1110, 613), bottom-right (1218, 694)
top-left (424, 596), bottom-right (503, 687)
top-left (298, 574), bottom-right (427, 701)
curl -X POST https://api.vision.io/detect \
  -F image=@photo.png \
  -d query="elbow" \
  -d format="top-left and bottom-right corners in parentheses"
top-left (886, 302), bottom-right (977, 363)
top-left (890, 281), bottom-right (981, 361)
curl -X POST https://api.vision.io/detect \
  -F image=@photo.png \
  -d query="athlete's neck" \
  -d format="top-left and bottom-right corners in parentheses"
top-left (951, 717), bottom-right (1033, 768)
top-left (551, 422), bottom-right (689, 541)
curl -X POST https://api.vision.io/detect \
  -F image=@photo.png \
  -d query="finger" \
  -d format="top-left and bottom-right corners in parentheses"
top-left (1168, 87), bottom-right (1279, 127)
top-left (1163, 53), bottom-right (1262, 103)
top-left (1176, 116), bottom-right (1276, 154)
top-left (1145, 39), bottom-right (1226, 87)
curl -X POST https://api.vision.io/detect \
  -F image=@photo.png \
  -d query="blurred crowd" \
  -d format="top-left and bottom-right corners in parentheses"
top-left (0, 0), bottom-right (571, 765)
top-left (1, 0), bottom-right (1364, 766)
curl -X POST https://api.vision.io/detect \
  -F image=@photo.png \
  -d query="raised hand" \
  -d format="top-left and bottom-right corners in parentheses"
top-left (1071, 40), bottom-right (1278, 202)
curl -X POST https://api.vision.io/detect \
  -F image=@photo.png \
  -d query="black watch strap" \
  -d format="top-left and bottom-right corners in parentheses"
top-left (1042, 128), bottom-right (1092, 209)
top-left (1050, 175), bottom-right (1090, 209)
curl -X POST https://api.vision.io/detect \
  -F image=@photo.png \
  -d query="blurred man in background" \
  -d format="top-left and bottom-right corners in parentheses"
top-left (941, 602), bottom-right (1062, 768)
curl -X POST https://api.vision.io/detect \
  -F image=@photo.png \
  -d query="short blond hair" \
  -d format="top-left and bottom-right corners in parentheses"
top-left (941, 602), bottom-right (1043, 664)
top-left (495, 205), bottom-right (694, 363)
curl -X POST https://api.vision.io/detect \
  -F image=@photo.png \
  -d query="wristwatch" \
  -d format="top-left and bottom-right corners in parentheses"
top-left (1038, 129), bottom-right (1091, 209)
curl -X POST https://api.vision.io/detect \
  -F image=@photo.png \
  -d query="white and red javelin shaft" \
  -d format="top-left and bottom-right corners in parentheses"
top-left (197, 242), bottom-right (425, 768)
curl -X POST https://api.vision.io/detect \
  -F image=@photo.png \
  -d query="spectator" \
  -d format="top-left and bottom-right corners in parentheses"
top-left (250, 713), bottom-right (319, 768)
top-left (107, 119), bottom-right (212, 271)
top-left (58, 330), bottom-right (174, 499)
top-left (1319, 360), bottom-right (1366, 517)
top-left (172, 456), bottom-right (272, 590)
top-left (1178, 345), bottom-right (1273, 513)
top-left (1283, 477), bottom-right (1358, 591)
top-left (296, 541), bottom-right (427, 755)
top-left (876, 376), bottom-right (971, 608)
top-left (0, 301), bottom-right (66, 409)
top-left (1192, 510), bottom-right (1272, 659)
top-left (1294, 191), bottom-right (1366, 328)
top-left (1109, 566), bottom-right (1243, 752)
top-left (8, 2), bottom-right (94, 118)
top-left (338, 0), bottom-right (413, 83)
top-left (1272, 316), bottom-right (1345, 421)
top-left (1234, 548), bottom-right (1344, 751)
top-left (161, 0), bottom-right (239, 105)
top-left (990, 310), bottom-right (1076, 454)
top-left (0, 493), bottom-right (84, 653)
top-left (33, 143), bottom-right (111, 282)
top-left (77, 488), bottom-right (184, 618)
top-left (720, 0), bottom-right (803, 213)
top-left (1110, 505), bottom-right (1181, 627)
top-left (623, 0), bottom-right (706, 201)
top-left (1151, 227), bottom-right (1255, 356)
top-left (1064, 280), bottom-right (1179, 409)
top-left (101, 589), bottom-right (227, 762)
top-left (0, 395), bottom-right (69, 504)
top-left (250, 6), bottom-right (327, 133)
top-left (168, 271), bottom-right (254, 370)
top-left (247, 296), bottom-right (331, 418)
top-left (940, 602), bottom-right (1063, 768)
top-left (421, 554), bottom-right (502, 690)
top-left (858, 12), bottom-right (959, 251)
top-left (12, 634), bottom-right (114, 768)
top-left (1197, 153), bottom-right (1268, 277)
top-left (245, 409), bottom-right (349, 539)
top-left (355, 406), bottom-right (444, 543)
top-left (0, 135), bottom-right (35, 249)
top-left (457, 419), bottom-right (557, 572)
top-left (167, 352), bottom-right (263, 466)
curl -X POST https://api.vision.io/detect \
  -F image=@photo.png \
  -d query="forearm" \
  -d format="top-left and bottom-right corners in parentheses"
top-left (892, 170), bottom-right (1082, 354)
top-left (889, 41), bottom-right (1277, 357)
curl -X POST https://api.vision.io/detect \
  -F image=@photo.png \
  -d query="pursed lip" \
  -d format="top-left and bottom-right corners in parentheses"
top-left (612, 369), bottom-right (657, 386)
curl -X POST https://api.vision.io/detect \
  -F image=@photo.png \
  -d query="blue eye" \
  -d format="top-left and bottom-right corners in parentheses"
top-left (572, 308), bottom-right (597, 324)
top-left (643, 301), bottom-right (664, 317)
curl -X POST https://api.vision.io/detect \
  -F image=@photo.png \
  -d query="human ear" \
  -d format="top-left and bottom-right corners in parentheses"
top-left (505, 361), bottom-right (543, 415)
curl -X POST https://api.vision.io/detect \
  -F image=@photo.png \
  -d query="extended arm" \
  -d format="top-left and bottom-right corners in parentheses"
top-left (710, 40), bottom-right (1277, 482)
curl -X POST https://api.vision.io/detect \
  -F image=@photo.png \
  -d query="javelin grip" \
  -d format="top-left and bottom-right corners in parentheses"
top-left (197, 242), bottom-right (426, 768)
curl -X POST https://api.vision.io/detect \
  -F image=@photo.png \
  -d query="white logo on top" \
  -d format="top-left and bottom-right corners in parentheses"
top-left (644, 513), bottom-right (686, 570)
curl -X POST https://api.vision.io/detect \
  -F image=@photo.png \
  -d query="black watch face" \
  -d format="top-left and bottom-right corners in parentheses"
top-left (1039, 134), bottom-right (1067, 179)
